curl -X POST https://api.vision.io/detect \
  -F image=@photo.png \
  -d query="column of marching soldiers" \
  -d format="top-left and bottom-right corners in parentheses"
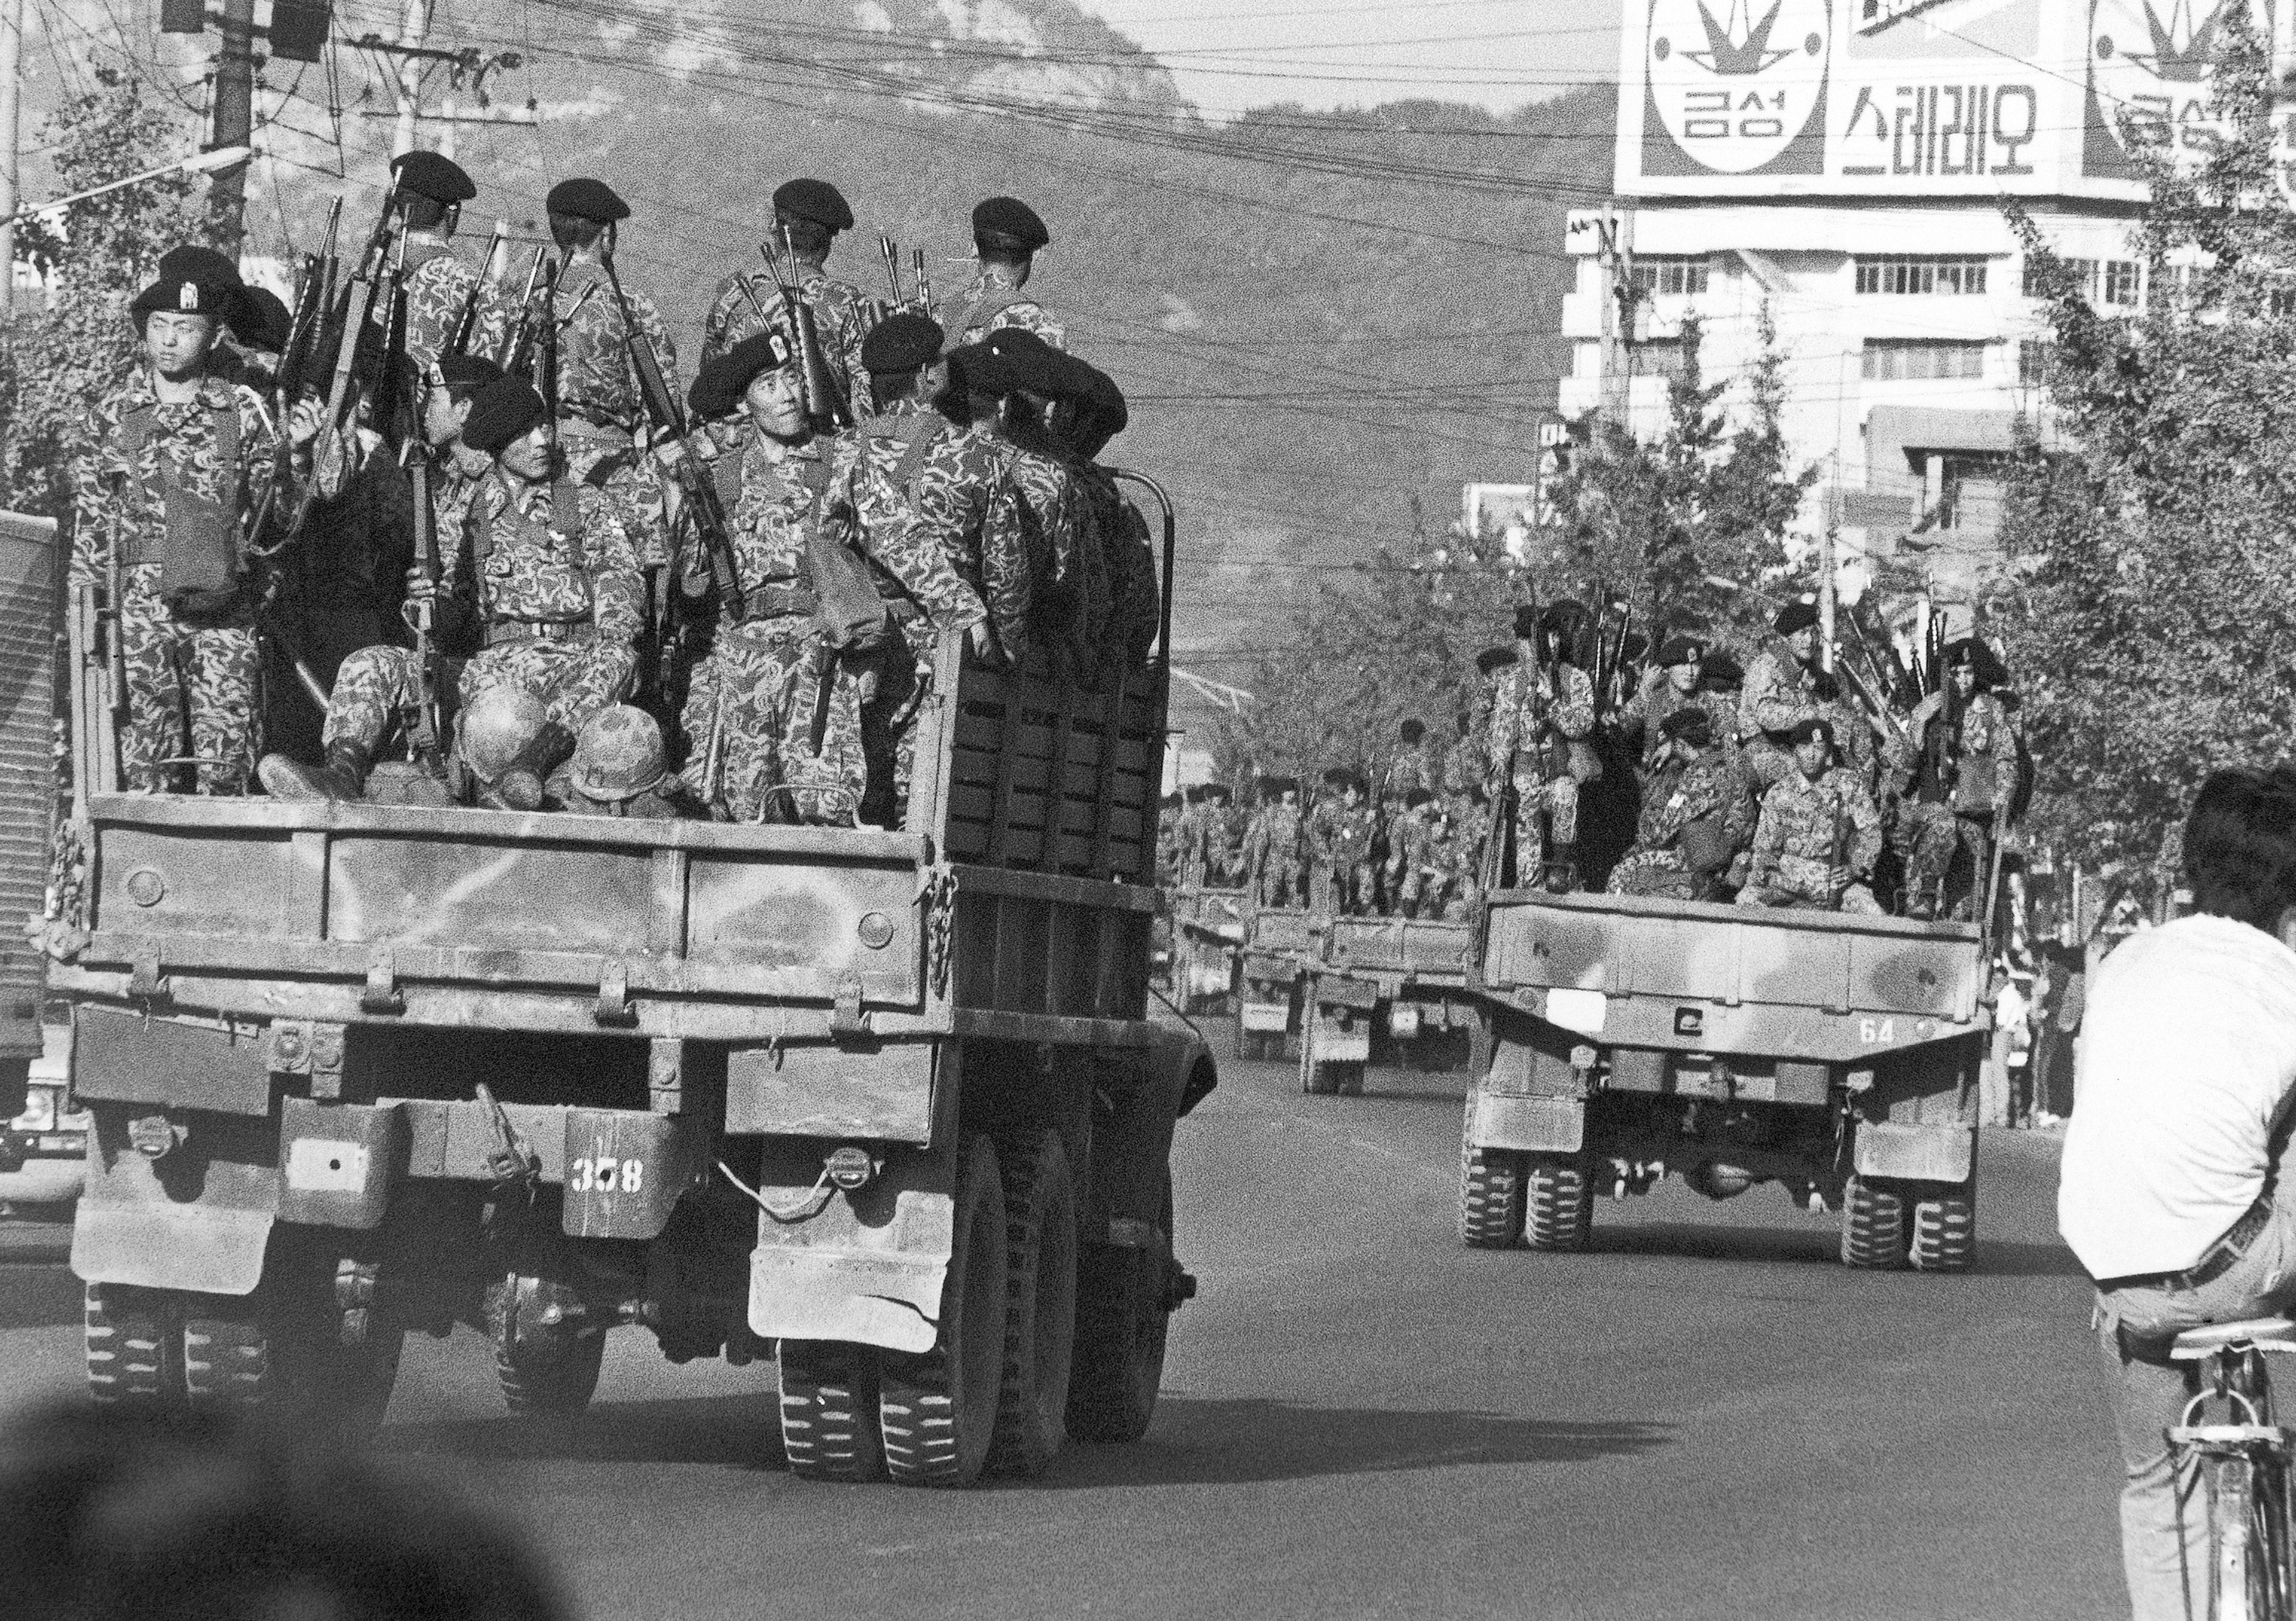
top-left (1165, 594), bottom-right (2026, 923)
top-left (71, 151), bottom-right (1160, 825)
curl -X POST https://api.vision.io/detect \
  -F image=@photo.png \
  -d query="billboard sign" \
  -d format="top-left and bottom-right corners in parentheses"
top-left (1616, 0), bottom-right (2274, 200)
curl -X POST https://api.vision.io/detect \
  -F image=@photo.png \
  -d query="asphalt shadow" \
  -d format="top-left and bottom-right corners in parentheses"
top-left (388, 1391), bottom-right (783, 1469)
top-left (0, 1263), bottom-right (83, 1332)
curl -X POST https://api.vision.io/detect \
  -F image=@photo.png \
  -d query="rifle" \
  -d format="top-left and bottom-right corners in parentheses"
top-left (1834, 655), bottom-right (1907, 749)
top-left (878, 231), bottom-right (904, 317)
top-left (403, 439), bottom-right (443, 769)
top-left (912, 248), bottom-right (933, 313)
top-left (538, 256), bottom-right (562, 459)
top-left (445, 221), bottom-right (506, 358)
top-left (244, 199), bottom-right (343, 555)
top-left (607, 250), bottom-right (746, 628)
top-left (761, 230), bottom-right (853, 430)
top-left (497, 246), bottom-right (549, 375)
top-left (1844, 598), bottom-right (1916, 707)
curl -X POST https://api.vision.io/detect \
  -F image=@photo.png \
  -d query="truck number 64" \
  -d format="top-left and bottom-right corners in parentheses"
top-left (569, 1155), bottom-right (643, 1193)
top-left (1858, 1018), bottom-right (1895, 1045)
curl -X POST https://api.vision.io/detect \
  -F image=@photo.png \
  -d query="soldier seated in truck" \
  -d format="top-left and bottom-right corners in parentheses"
top-left (1608, 706), bottom-right (1754, 902)
top-left (1737, 715), bottom-right (1885, 914)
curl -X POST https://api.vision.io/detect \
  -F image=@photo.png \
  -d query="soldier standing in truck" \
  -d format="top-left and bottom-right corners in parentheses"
top-left (941, 196), bottom-right (1063, 349)
top-left (1740, 597), bottom-right (1824, 792)
top-left (700, 178), bottom-right (871, 400)
top-left (1892, 637), bottom-right (2020, 921)
top-left (1485, 602), bottom-right (1596, 893)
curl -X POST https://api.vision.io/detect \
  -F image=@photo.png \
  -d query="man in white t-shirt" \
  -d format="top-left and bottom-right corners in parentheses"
top-left (2060, 767), bottom-right (2296, 1620)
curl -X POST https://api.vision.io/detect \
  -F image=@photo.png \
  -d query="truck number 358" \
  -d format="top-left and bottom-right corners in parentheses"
top-left (569, 1155), bottom-right (643, 1193)
top-left (1858, 1018), bottom-right (1895, 1045)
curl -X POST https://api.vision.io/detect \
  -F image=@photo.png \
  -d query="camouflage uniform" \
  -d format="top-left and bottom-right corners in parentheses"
top-left (1738, 639), bottom-right (1820, 790)
top-left (1738, 764), bottom-right (1885, 913)
top-left (833, 411), bottom-right (989, 823)
top-left (1385, 806), bottom-right (1449, 918)
top-left (72, 372), bottom-right (279, 793)
top-left (1243, 800), bottom-right (1306, 908)
top-left (1077, 463), bottom-right (1159, 672)
top-left (1004, 445), bottom-right (1103, 680)
top-left (553, 257), bottom-right (676, 569)
top-left (1616, 667), bottom-right (1703, 770)
top-left (458, 469), bottom-right (642, 729)
top-left (1892, 688), bottom-right (2019, 917)
top-left (399, 236), bottom-right (496, 371)
top-left (700, 267), bottom-right (872, 413)
top-left (1485, 658), bottom-right (1596, 882)
top-left (939, 268), bottom-right (1063, 349)
top-left (1307, 793), bottom-right (1379, 914)
top-left (1608, 744), bottom-right (1756, 902)
top-left (910, 422), bottom-right (1034, 667)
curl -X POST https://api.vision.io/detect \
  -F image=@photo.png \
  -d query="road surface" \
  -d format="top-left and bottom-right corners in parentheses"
top-left (0, 1039), bottom-right (2123, 1620)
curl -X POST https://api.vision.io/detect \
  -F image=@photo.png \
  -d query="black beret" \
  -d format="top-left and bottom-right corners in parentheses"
top-left (972, 196), bottom-right (1049, 251)
top-left (1787, 715), bottom-right (1836, 747)
top-left (1944, 636), bottom-right (2008, 689)
top-left (1775, 597), bottom-right (1821, 636)
top-left (1656, 634), bottom-right (1706, 667)
top-left (981, 325), bottom-right (1073, 398)
top-left (462, 376), bottom-right (549, 454)
top-left (1202, 783), bottom-right (1232, 804)
top-left (130, 277), bottom-right (234, 325)
top-left (688, 332), bottom-right (796, 421)
top-left (1404, 786), bottom-right (1435, 808)
top-left (1476, 645), bottom-right (1518, 676)
top-left (233, 286), bottom-right (291, 352)
top-left (1540, 599), bottom-right (1587, 635)
top-left (1259, 776), bottom-right (1297, 796)
top-left (860, 312), bottom-right (944, 374)
top-left (1660, 706), bottom-right (1713, 746)
top-left (546, 178), bottom-right (630, 223)
top-left (436, 352), bottom-right (505, 399)
top-left (948, 341), bottom-right (1021, 398)
top-left (1399, 718), bottom-right (1425, 744)
top-left (1071, 361), bottom-right (1128, 456)
top-left (1320, 766), bottom-right (1355, 789)
top-left (1180, 784), bottom-right (1203, 804)
top-left (773, 178), bottom-right (853, 231)
top-left (391, 149), bottom-right (475, 204)
top-left (1700, 651), bottom-right (1745, 689)
top-left (1512, 603), bottom-right (1539, 640)
top-left (156, 245), bottom-right (242, 288)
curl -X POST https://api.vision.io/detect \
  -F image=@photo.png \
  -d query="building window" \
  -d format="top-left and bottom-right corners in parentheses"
top-left (1633, 338), bottom-right (1686, 381)
top-left (2017, 340), bottom-right (2053, 387)
top-left (1863, 340), bottom-right (1989, 381)
top-left (1630, 257), bottom-right (1710, 297)
top-left (2023, 255), bottom-right (2141, 306)
top-left (1855, 256), bottom-right (1989, 295)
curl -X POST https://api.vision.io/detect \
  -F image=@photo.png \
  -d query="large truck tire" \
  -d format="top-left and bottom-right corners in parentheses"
top-left (1840, 1176), bottom-right (1910, 1269)
top-left (485, 1275), bottom-right (607, 1418)
top-left (880, 1134), bottom-right (1007, 1486)
top-left (84, 1284), bottom-right (186, 1408)
top-left (1907, 1177), bottom-right (1977, 1273)
top-left (1523, 1154), bottom-right (1593, 1251)
top-left (1458, 1134), bottom-right (1526, 1250)
top-left (1067, 1170), bottom-right (1174, 1445)
top-left (778, 1341), bottom-right (886, 1482)
top-left (987, 1131), bottom-right (1077, 1479)
top-left (182, 1255), bottom-right (402, 1431)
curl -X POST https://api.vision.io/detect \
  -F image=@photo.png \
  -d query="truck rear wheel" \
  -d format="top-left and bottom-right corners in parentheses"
top-left (1067, 1170), bottom-right (1173, 1445)
top-left (1907, 1177), bottom-right (1977, 1272)
top-left (987, 1131), bottom-right (1077, 1479)
top-left (1524, 1155), bottom-right (1593, 1251)
top-left (485, 1274), bottom-right (607, 1418)
top-left (881, 1134), bottom-right (1007, 1486)
top-left (84, 1284), bottom-right (186, 1408)
top-left (181, 1256), bottom-right (403, 1431)
top-left (778, 1341), bottom-right (885, 1482)
top-left (1840, 1176), bottom-right (1909, 1269)
top-left (1458, 1132), bottom-right (1526, 1249)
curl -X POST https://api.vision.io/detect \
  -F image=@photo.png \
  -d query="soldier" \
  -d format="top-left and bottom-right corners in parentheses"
top-left (1891, 637), bottom-right (2020, 920)
top-left (699, 177), bottom-right (871, 413)
top-left (1485, 602), bottom-right (1597, 893)
top-left (838, 312), bottom-right (993, 824)
top-left (1616, 633), bottom-right (1706, 770)
top-left (1811, 667), bottom-right (1882, 799)
top-left (73, 262), bottom-right (314, 794)
top-left (978, 327), bottom-right (1106, 680)
top-left (1738, 716), bottom-right (1885, 913)
top-left (1242, 775), bottom-right (1306, 908)
top-left (941, 196), bottom-right (1062, 349)
top-left (1384, 786), bottom-right (1448, 918)
top-left (1383, 718), bottom-right (1437, 798)
top-left (909, 341), bottom-right (1034, 667)
top-left (1308, 767), bottom-right (1379, 915)
top-left (389, 149), bottom-right (489, 371)
top-left (544, 179), bottom-right (676, 581)
top-left (1607, 707), bottom-right (1755, 902)
top-left (1059, 361), bottom-right (1161, 674)
top-left (257, 356), bottom-right (507, 805)
top-left (1740, 597), bottom-right (1823, 790)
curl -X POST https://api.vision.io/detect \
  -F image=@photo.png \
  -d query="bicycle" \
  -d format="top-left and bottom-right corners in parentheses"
top-left (2170, 1315), bottom-right (2296, 1620)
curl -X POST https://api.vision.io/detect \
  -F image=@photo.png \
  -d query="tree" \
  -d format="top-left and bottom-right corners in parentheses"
top-left (1994, 6), bottom-right (2296, 869)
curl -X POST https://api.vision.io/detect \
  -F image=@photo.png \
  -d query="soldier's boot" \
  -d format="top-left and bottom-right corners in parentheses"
top-left (1544, 843), bottom-right (1579, 895)
top-left (477, 722), bottom-right (576, 812)
top-left (258, 741), bottom-right (373, 805)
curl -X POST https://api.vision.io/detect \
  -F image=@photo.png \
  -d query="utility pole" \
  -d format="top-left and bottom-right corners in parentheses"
top-left (359, 10), bottom-right (533, 158)
top-left (209, 0), bottom-right (256, 247)
top-left (1596, 210), bottom-right (1636, 429)
top-left (0, 0), bottom-right (22, 313)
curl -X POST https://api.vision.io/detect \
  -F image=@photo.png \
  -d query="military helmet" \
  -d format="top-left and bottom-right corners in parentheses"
top-left (569, 705), bottom-right (668, 802)
top-left (456, 686), bottom-right (548, 782)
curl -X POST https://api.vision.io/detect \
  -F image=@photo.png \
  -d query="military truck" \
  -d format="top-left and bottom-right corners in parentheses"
top-left (1234, 903), bottom-right (1310, 1063)
top-left (1167, 884), bottom-right (1245, 1015)
top-left (1458, 887), bottom-right (1989, 1271)
top-left (1298, 914), bottom-right (1477, 1097)
top-left (47, 475), bottom-right (1213, 1486)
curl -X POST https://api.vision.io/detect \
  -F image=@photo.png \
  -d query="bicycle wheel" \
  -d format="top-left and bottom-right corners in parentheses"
top-left (2251, 1453), bottom-right (2294, 1621)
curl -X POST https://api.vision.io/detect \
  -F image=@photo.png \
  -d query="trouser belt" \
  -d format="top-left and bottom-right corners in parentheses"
top-left (2095, 1195), bottom-right (2275, 1294)
top-left (485, 619), bottom-right (594, 648)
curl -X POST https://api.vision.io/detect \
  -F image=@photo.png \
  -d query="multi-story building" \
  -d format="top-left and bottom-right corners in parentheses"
top-left (1558, 0), bottom-right (2292, 608)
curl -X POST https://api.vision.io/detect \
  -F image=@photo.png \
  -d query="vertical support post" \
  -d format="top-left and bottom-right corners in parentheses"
top-left (0, 0), bottom-right (22, 315)
top-left (209, 0), bottom-right (256, 248)
top-left (1598, 210), bottom-right (1636, 429)
top-left (1818, 526), bottom-right (1838, 674)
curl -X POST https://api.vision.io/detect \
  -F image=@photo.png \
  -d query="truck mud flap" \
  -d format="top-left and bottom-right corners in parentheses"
top-left (1468, 1091), bottom-right (1585, 1155)
top-left (72, 1108), bottom-right (277, 1296)
top-left (747, 1134), bottom-right (958, 1357)
top-left (1854, 1121), bottom-right (1976, 1183)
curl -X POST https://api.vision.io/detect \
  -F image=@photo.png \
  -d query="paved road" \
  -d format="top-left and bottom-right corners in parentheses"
top-left (0, 1043), bottom-right (2123, 1621)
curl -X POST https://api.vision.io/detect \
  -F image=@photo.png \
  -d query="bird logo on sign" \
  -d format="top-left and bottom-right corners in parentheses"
top-left (1645, 0), bottom-right (1830, 176)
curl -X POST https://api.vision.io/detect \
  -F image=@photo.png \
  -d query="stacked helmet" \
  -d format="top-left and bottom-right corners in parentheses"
top-left (455, 686), bottom-right (548, 783)
top-left (569, 706), bottom-right (668, 802)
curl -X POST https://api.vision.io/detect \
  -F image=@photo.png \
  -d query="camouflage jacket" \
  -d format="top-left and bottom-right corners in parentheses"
top-left (907, 423), bottom-right (1032, 663)
top-left (71, 371), bottom-right (279, 587)
top-left (554, 257), bottom-right (677, 435)
top-left (1740, 640), bottom-right (1819, 741)
top-left (1636, 744), bottom-right (1755, 854)
top-left (1485, 658), bottom-right (1595, 776)
top-left (1002, 444), bottom-right (1101, 663)
top-left (938, 268), bottom-right (1063, 349)
top-left (1897, 689), bottom-right (2019, 816)
top-left (829, 414), bottom-right (987, 633)
top-left (1242, 804), bottom-right (1304, 875)
top-left (400, 237), bottom-right (494, 371)
top-left (1307, 798), bottom-right (1378, 868)
top-left (1617, 669), bottom-right (1705, 765)
top-left (1078, 463), bottom-right (1159, 668)
top-left (1385, 808), bottom-right (1442, 879)
top-left (700, 266), bottom-right (872, 409)
top-left (460, 469), bottom-right (641, 644)
top-left (1747, 764), bottom-right (1883, 900)
top-left (681, 420), bottom-right (831, 606)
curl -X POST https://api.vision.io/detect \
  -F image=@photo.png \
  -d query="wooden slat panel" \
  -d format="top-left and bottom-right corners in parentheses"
top-left (952, 747), bottom-right (1048, 795)
top-left (945, 819), bottom-right (989, 859)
